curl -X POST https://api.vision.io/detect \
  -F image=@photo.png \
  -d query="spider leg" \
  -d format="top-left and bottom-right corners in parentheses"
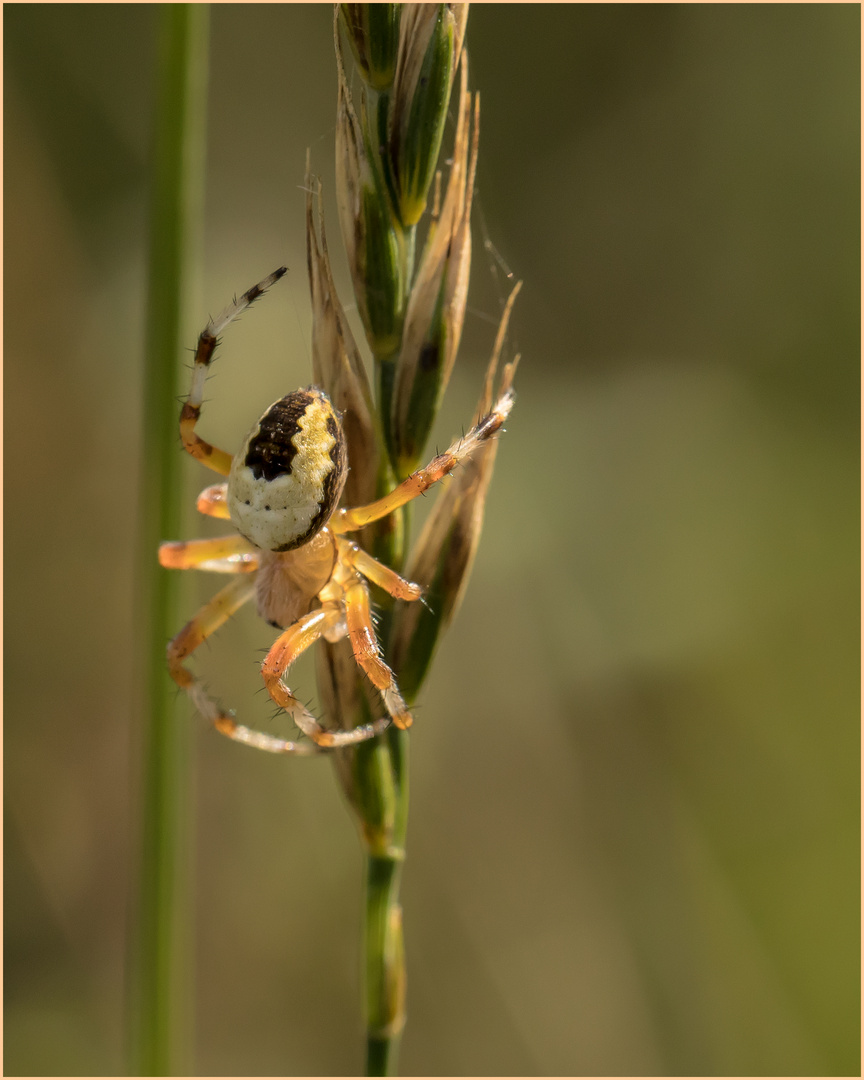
top-left (330, 387), bottom-right (515, 533)
top-left (240, 603), bottom-right (391, 750)
top-left (344, 578), bottom-right (413, 730)
top-left (180, 267), bottom-right (288, 475)
top-left (159, 534), bottom-right (260, 574)
top-left (338, 539), bottom-right (423, 601)
top-left (167, 575), bottom-right (258, 730)
top-left (196, 483), bottom-right (231, 520)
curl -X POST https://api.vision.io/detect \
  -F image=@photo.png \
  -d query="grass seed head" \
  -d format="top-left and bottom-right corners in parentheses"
top-left (388, 5), bottom-right (468, 227)
top-left (390, 56), bottom-right (477, 476)
top-left (390, 282), bottom-right (521, 698)
top-left (305, 162), bottom-right (381, 507)
top-left (339, 3), bottom-right (402, 92)
top-left (335, 24), bottom-right (406, 360)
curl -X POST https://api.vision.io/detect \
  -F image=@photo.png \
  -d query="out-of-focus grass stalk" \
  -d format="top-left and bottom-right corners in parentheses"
top-left (130, 6), bottom-right (209, 1075)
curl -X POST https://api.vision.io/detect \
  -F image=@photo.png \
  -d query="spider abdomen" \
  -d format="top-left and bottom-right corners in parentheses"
top-left (227, 387), bottom-right (347, 552)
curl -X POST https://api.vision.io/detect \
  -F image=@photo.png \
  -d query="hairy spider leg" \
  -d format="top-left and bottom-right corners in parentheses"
top-left (159, 534), bottom-right (260, 573)
top-left (331, 387), bottom-right (515, 533)
top-left (196, 483), bottom-right (231, 519)
top-left (248, 604), bottom-right (392, 750)
top-left (344, 577), bottom-right (413, 729)
top-left (167, 575), bottom-right (259, 732)
top-left (180, 267), bottom-right (288, 476)
top-left (339, 539), bottom-right (424, 602)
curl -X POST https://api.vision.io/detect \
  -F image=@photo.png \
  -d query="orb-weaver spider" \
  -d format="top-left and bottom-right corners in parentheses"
top-left (159, 267), bottom-right (515, 754)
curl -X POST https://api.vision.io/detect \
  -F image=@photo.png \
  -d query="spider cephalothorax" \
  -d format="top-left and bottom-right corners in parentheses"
top-left (160, 268), bottom-right (514, 755)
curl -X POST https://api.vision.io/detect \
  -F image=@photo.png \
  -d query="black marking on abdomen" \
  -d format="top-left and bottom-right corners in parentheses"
top-left (269, 410), bottom-right (347, 551)
top-left (244, 391), bottom-right (314, 481)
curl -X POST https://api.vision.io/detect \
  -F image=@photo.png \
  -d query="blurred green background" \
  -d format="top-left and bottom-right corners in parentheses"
top-left (4, 4), bottom-right (859, 1076)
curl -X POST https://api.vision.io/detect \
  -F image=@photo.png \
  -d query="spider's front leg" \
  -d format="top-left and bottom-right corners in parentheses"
top-left (180, 267), bottom-right (287, 476)
top-left (331, 386), bottom-right (515, 533)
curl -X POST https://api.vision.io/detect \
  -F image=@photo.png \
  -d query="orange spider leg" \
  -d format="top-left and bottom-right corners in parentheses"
top-left (344, 578), bottom-right (413, 730)
top-left (339, 539), bottom-right (423, 601)
top-left (167, 575), bottom-right (257, 730)
top-left (235, 603), bottom-right (390, 751)
top-left (331, 388), bottom-right (515, 533)
top-left (196, 483), bottom-right (231, 520)
top-left (159, 534), bottom-right (260, 573)
top-left (180, 267), bottom-right (287, 476)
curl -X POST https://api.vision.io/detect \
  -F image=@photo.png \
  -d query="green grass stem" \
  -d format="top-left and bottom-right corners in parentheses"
top-left (360, 728), bottom-right (409, 1076)
top-left (364, 853), bottom-right (406, 1074)
top-left (130, 6), bottom-right (209, 1075)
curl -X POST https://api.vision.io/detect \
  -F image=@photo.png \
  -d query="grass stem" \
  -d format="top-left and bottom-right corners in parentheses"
top-left (130, 6), bottom-right (209, 1075)
top-left (362, 724), bottom-right (408, 1077)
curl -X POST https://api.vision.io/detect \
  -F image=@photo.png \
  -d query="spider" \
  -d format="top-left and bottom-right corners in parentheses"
top-left (159, 267), bottom-right (515, 755)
